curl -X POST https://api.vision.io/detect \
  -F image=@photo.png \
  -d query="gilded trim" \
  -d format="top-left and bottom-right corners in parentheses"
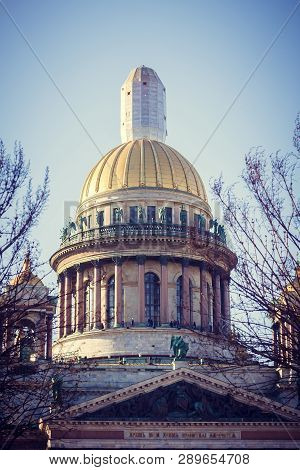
top-left (148, 140), bottom-right (162, 187)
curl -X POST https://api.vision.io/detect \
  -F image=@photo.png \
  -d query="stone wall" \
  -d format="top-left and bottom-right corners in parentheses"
top-left (54, 327), bottom-right (237, 361)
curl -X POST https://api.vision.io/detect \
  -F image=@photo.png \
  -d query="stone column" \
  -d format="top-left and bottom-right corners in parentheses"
top-left (46, 314), bottom-right (53, 360)
top-left (137, 255), bottom-right (146, 325)
top-left (0, 316), bottom-right (3, 354)
top-left (290, 323), bottom-right (296, 364)
top-left (279, 322), bottom-right (284, 363)
top-left (283, 322), bottom-right (291, 363)
top-left (160, 256), bottom-right (168, 325)
top-left (213, 272), bottom-right (221, 334)
top-left (58, 273), bottom-right (65, 339)
top-left (4, 315), bottom-right (14, 352)
top-left (37, 315), bottom-right (46, 359)
top-left (222, 277), bottom-right (231, 335)
top-left (93, 261), bottom-right (101, 328)
top-left (200, 262), bottom-right (208, 331)
top-left (286, 322), bottom-right (292, 363)
top-left (101, 281), bottom-right (107, 329)
top-left (75, 266), bottom-right (84, 333)
top-left (182, 259), bottom-right (190, 327)
top-left (174, 205), bottom-right (180, 224)
top-left (114, 257), bottom-right (123, 327)
top-left (64, 270), bottom-right (72, 336)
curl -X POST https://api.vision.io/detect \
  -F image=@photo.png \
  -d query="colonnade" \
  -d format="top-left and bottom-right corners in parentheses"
top-left (57, 257), bottom-right (231, 339)
top-left (1, 313), bottom-right (53, 360)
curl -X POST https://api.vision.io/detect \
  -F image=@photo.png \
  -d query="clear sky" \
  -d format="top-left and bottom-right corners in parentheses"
top-left (0, 0), bottom-right (299, 278)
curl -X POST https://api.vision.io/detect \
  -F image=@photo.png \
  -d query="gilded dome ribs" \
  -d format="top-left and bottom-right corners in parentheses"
top-left (108, 144), bottom-right (128, 189)
top-left (80, 139), bottom-right (207, 202)
top-left (140, 139), bottom-right (145, 187)
top-left (167, 145), bottom-right (189, 192)
top-left (122, 141), bottom-right (134, 187)
top-left (185, 158), bottom-right (201, 196)
top-left (160, 143), bottom-right (176, 189)
top-left (84, 164), bottom-right (97, 199)
top-left (149, 140), bottom-right (162, 187)
top-left (95, 145), bottom-right (121, 194)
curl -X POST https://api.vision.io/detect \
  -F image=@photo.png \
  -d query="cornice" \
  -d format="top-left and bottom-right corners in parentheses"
top-left (45, 419), bottom-right (300, 429)
top-left (54, 367), bottom-right (300, 422)
top-left (50, 238), bottom-right (237, 274)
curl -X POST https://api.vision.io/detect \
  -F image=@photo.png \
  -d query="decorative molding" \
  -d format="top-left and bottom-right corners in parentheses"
top-left (47, 419), bottom-right (300, 429)
top-left (59, 367), bottom-right (300, 422)
top-left (74, 263), bottom-right (83, 273)
top-left (91, 259), bottom-right (102, 268)
top-left (112, 256), bottom-right (123, 266)
top-left (136, 255), bottom-right (146, 265)
top-left (160, 256), bottom-right (169, 266)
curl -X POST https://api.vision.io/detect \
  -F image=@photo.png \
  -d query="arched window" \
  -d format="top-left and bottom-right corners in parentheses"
top-left (15, 319), bottom-right (36, 361)
top-left (145, 272), bottom-right (160, 326)
top-left (176, 276), bottom-right (193, 325)
top-left (107, 275), bottom-right (115, 328)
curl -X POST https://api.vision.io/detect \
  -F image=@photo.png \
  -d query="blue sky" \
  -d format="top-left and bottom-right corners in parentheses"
top-left (0, 0), bottom-right (299, 276)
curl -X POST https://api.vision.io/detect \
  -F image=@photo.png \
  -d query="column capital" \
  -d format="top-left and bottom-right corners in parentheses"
top-left (182, 258), bottom-right (190, 268)
top-left (199, 260), bottom-right (207, 270)
top-left (220, 274), bottom-right (231, 283)
top-left (75, 263), bottom-right (83, 273)
top-left (63, 267), bottom-right (73, 277)
top-left (113, 256), bottom-right (123, 266)
top-left (91, 259), bottom-right (102, 268)
top-left (212, 269), bottom-right (221, 279)
top-left (136, 255), bottom-right (146, 265)
top-left (160, 255), bottom-right (169, 266)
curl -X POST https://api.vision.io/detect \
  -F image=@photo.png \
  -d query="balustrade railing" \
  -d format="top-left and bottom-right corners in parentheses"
top-left (60, 223), bottom-right (226, 247)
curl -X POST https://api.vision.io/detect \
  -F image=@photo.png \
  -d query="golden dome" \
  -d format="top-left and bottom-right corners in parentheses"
top-left (80, 139), bottom-right (207, 203)
top-left (9, 256), bottom-right (44, 287)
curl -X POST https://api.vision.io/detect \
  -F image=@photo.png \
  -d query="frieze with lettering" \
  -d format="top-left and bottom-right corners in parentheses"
top-left (125, 430), bottom-right (241, 440)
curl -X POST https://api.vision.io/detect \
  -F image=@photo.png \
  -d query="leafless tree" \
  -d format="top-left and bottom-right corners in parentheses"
top-left (211, 115), bottom-right (300, 383)
top-left (0, 140), bottom-right (77, 449)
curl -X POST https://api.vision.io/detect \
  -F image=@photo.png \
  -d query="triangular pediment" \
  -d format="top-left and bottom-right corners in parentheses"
top-left (63, 368), bottom-right (300, 423)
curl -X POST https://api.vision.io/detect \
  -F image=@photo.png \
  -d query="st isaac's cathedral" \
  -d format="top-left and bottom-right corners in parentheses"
top-left (39, 66), bottom-right (300, 449)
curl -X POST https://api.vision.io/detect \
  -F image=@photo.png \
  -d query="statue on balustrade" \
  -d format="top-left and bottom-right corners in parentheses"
top-left (60, 220), bottom-right (77, 242)
top-left (79, 216), bottom-right (88, 231)
top-left (60, 227), bottom-right (68, 242)
top-left (209, 218), bottom-right (218, 235)
top-left (209, 219), bottom-right (226, 243)
top-left (96, 211), bottom-right (104, 227)
top-left (198, 214), bottom-right (206, 233)
top-left (218, 224), bottom-right (226, 243)
top-left (158, 206), bottom-right (166, 223)
top-left (115, 207), bottom-right (123, 223)
top-left (138, 206), bottom-right (146, 223)
top-left (180, 208), bottom-right (187, 226)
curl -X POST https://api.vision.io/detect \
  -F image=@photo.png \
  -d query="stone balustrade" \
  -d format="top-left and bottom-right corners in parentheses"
top-left (60, 223), bottom-right (227, 248)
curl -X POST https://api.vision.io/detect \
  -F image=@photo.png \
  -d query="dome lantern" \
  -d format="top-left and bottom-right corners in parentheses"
top-left (120, 66), bottom-right (167, 143)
